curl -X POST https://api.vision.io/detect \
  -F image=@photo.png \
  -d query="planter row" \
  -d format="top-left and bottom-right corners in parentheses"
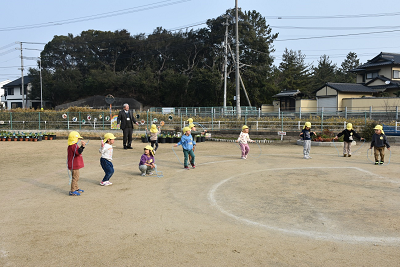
top-left (0, 135), bottom-right (57, 142)
top-left (141, 136), bottom-right (207, 143)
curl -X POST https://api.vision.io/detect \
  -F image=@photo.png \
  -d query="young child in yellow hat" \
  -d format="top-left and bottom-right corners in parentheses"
top-left (67, 131), bottom-right (86, 196)
top-left (139, 145), bottom-right (156, 176)
top-left (334, 123), bottom-right (364, 157)
top-left (369, 125), bottom-right (390, 165)
top-left (174, 126), bottom-right (196, 169)
top-left (300, 122), bottom-right (316, 159)
top-left (236, 125), bottom-right (254, 159)
top-left (146, 124), bottom-right (161, 153)
top-left (99, 133), bottom-right (116, 186)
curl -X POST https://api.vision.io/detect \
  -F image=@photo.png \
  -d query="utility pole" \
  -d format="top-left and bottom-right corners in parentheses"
top-left (235, 0), bottom-right (241, 119)
top-left (20, 42), bottom-right (25, 108)
top-left (222, 15), bottom-right (229, 116)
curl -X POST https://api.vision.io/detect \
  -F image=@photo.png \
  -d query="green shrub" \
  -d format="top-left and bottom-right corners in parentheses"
top-left (361, 121), bottom-right (379, 141)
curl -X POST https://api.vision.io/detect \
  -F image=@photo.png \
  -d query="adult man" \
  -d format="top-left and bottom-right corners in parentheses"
top-left (117, 103), bottom-right (138, 149)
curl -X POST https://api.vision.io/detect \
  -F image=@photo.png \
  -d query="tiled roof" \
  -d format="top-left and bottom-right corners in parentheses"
top-left (2, 76), bottom-right (31, 88)
top-left (273, 90), bottom-right (302, 98)
top-left (321, 83), bottom-right (379, 93)
top-left (352, 52), bottom-right (400, 71)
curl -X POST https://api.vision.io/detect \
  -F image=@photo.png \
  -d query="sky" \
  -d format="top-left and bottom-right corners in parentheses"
top-left (1, 0), bottom-right (400, 83)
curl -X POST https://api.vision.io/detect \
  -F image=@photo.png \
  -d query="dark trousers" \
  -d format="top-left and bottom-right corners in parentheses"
top-left (183, 149), bottom-right (195, 167)
top-left (100, 158), bottom-right (114, 182)
top-left (122, 127), bottom-right (133, 147)
top-left (150, 140), bottom-right (158, 151)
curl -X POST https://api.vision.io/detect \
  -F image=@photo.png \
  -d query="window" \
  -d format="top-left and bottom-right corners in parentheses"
top-left (394, 70), bottom-right (400, 79)
top-left (366, 71), bottom-right (379, 79)
top-left (19, 86), bottom-right (27, 95)
top-left (7, 88), bottom-right (14, 95)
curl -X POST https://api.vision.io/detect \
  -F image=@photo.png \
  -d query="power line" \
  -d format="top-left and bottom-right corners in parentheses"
top-left (266, 11), bottom-right (400, 20)
top-left (0, 0), bottom-right (192, 32)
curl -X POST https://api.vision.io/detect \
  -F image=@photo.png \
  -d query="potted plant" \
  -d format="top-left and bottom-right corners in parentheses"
top-left (201, 134), bottom-right (206, 142)
top-left (141, 134), bottom-right (147, 143)
top-left (159, 134), bottom-right (166, 144)
top-left (196, 134), bottom-right (201, 143)
top-left (166, 134), bottom-right (173, 143)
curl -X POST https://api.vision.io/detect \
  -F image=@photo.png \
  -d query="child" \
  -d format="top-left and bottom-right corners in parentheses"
top-left (174, 126), bottom-right (196, 169)
top-left (146, 124), bottom-right (161, 153)
top-left (188, 123), bottom-right (206, 162)
top-left (99, 133), bottom-right (116, 186)
top-left (334, 123), bottom-right (364, 157)
top-left (67, 131), bottom-right (86, 196)
top-left (299, 122), bottom-right (316, 159)
top-left (370, 125), bottom-right (390, 165)
top-left (139, 145), bottom-right (156, 176)
top-left (236, 125), bottom-right (254, 159)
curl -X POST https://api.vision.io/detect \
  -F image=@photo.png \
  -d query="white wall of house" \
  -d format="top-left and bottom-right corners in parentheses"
top-left (0, 79), bottom-right (11, 108)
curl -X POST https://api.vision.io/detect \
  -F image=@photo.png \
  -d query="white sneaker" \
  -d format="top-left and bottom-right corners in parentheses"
top-left (141, 173), bottom-right (146, 176)
top-left (147, 172), bottom-right (154, 175)
top-left (100, 181), bottom-right (109, 186)
top-left (106, 181), bottom-right (112, 185)
top-left (241, 157), bottom-right (246, 159)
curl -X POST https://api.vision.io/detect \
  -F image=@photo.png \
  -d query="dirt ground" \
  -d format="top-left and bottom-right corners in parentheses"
top-left (1, 137), bottom-right (400, 266)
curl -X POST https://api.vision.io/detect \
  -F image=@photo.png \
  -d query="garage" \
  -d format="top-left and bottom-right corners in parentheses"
top-left (317, 96), bottom-right (337, 112)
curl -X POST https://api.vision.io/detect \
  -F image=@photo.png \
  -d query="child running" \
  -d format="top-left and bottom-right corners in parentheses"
top-left (139, 145), bottom-right (156, 176)
top-left (370, 125), bottom-right (390, 165)
top-left (334, 123), bottom-right (364, 157)
top-left (146, 124), bottom-right (161, 154)
top-left (67, 131), bottom-right (86, 196)
top-left (99, 133), bottom-right (116, 186)
top-left (174, 126), bottom-right (196, 169)
top-left (300, 122), bottom-right (316, 159)
top-left (236, 125), bottom-right (254, 159)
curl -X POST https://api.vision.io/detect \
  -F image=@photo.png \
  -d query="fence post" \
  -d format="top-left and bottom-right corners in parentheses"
top-left (79, 112), bottom-right (81, 130)
top-left (298, 121), bottom-right (301, 130)
top-left (281, 112), bottom-right (283, 131)
top-left (344, 121), bottom-right (346, 129)
top-left (345, 107), bottom-right (347, 119)
top-left (396, 121), bottom-right (398, 132)
top-left (218, 120), bottom-right (220, 129)
top-left (396, 106), bottom-right (398, 121)
top-left (321, 107), bottom-right (324, 131)
top-left (38, 111), bottom-right (41, 130)
top-left (278, 107), bottom-right (280, 119)
top-left (67, 112), bottom-right (70, 130)
top-left (211, 108), bottom-right (214, 130)
top-left (258, 107), bottom-right (261, 119)
top-left (299, 107), bottom-right (302, 119)
top-left (256, 121), bottom-right (258, 130)
top-left (10, 112), bottom-right (12, 130)
top-left (365, 112), bottom-right (367, 127)
top-left (194, 108), bottom-right (196, 117)
top-left (369, 106), bottom-right (372, 120)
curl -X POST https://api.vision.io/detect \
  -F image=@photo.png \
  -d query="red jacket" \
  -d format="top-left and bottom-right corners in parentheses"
top-left (67, 144), bottom-right (84, 170)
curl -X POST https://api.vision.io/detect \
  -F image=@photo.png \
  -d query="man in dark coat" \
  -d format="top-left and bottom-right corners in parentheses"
top-left (117, 103), bottom-right (138, 149)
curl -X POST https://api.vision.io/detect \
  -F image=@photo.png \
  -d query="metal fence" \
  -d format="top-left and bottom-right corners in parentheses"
top-left (1, 109), bottom-right (398, 134)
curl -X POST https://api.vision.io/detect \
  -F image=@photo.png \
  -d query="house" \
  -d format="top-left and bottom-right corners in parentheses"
top-left (0, 76), bottom-right (48, 109)
top-left (0, 79), bottom-right (11, 108)
top-left (313, 52), bottom-right (400, 112)
top-left (55, 95), bottom-right (143, 111)
top-left (272, 90), bottom-right (303, 111)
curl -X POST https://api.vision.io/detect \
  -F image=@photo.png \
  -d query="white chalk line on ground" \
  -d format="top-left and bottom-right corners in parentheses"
top-left (208, 166), bottom-right (400, 245)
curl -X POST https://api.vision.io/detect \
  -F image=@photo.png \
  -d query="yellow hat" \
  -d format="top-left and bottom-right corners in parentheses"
top-left (103, 133), bottom-right (116, 144)
top-left (182, 126), bottom-right (191, 133)
top-left (150, 124), bottom-right (158, 133)
top-left (303, 122), bottom-right (311, 129)
top-left (346, 123), bottom-right (353, 130)
top-left (187, 118), bottom-right (193, 124)
top-left (144, 145), bottom-right (153, 151)
top-left (189, 123), bottom-right (195, 129)
top-left (68, 131), bottom-right (83, 145)
top-left (242, 125), bottom-right (249, 130)
top-left (374, 125), bottom-right (384, 134)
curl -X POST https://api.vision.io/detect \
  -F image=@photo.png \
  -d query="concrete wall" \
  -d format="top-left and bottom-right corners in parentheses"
top-left (295, 99), bottom-right (317, 112)
top-left (342, 97), bottom-right (400, 111)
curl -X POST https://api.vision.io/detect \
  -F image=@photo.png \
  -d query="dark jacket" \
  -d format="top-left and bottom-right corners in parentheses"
top-left (117, 109), bottom-right (137, 130)
top-left (337, 129), bottom-right (361, 142)
top-left (370, 133), bottom-right (390, 148)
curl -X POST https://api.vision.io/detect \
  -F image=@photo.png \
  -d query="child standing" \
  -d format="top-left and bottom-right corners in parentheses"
top-left (146, 124), bottom-right (161, 153)
top-left (335, 123), bottom-right (364, 157)
top-left (236, 125), bottom-right (254, 159)
top-left (67, 131), bottom-right (86, 196)
top-left (188, 123), bottom-right (206, 162)
top-left (139, 145), bottom-right (156, 176)
top-left (300, 122), bottom-right (316, 159)
top-left (174, 126), bottom-right (196, 169)
top-left (99, 133), bottom-right (116, 186)
top-left (370, 125), bottom-right (390, 165)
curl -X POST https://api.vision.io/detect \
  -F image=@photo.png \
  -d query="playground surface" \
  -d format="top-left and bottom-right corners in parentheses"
top-left (1, 139), bottom-right (400, 266)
